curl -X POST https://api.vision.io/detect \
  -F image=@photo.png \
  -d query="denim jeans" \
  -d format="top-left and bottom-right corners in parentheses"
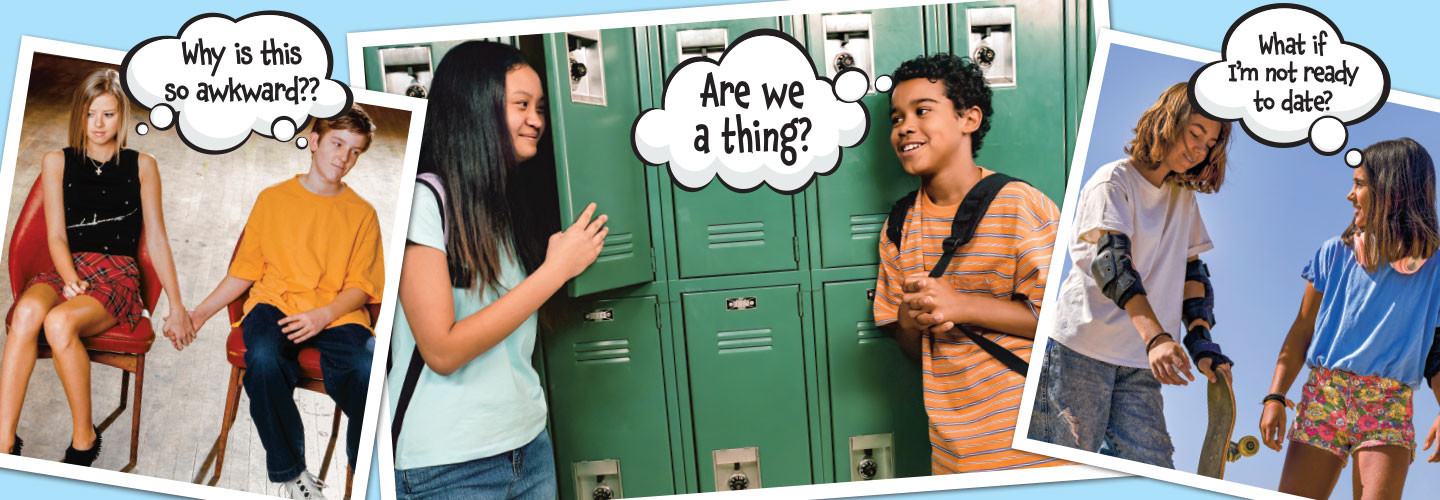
top-left (243, 303), bottom-right (374, 482)
top-left (1027, 340), bottom-right (1175, 468)
top-left (395, 430), bottom-right (557, 500)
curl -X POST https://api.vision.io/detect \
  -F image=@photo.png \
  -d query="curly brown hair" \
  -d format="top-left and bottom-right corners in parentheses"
top-left (1124, 82), bottom-right (1230, 193)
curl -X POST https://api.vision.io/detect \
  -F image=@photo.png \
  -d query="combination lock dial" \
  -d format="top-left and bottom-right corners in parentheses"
top-left (570, 59), bottom-right (589, 81)
top-left (727, 472), bottom-right (750, 490)
top-left (972, 44), bottom-right (996, 70)
top-left (592, 485), bottom-right (613, 500)
top-left (833, 52), bottom-right (857, 72)
top-left (857, 457), bottom-right (878, 480)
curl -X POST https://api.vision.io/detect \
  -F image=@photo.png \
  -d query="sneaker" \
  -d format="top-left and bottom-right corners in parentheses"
top-left (5, 435), bottom-right (20, 456)
top-left (61, 427), bottom-right (101, 466)
top-left (278, 470), bottom-right (327, 499)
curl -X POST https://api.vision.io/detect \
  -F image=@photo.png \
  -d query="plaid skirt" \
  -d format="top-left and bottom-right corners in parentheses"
top-left (27, 252), bottom-right (143, 331)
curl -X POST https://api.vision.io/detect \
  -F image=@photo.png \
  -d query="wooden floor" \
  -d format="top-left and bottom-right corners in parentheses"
top-left (0, 54), bottom-right (410, 496)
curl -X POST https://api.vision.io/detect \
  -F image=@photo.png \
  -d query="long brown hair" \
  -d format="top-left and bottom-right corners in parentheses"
top-left (1344, 138), bottom-right (1439, 270)
top-left (1124, 82), bottom-right (1231, 193)
top-left (67, 68), bottom-right (129, 157)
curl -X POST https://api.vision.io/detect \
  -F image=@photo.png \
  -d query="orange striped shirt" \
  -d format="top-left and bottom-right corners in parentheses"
top-left (873, 178), bottom-right (1065, 474)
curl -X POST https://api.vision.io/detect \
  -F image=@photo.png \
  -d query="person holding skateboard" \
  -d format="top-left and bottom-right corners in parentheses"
top-left (1026, 82), bottom-right (1235, 469)
top-left (1259, 138), bottom-right (1440, 500)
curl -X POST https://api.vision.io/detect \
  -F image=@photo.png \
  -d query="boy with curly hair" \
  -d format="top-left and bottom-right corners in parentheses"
top-left (872, 53), bottom-right (1064, 473)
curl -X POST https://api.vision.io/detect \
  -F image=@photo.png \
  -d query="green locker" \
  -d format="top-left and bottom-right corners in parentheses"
top-left (946, 0), bottom-right (1069, 202)
top-left (803, 8), bottom-right (926, 269)
top-left (681, 285), bottom-right (811, 490)
top-left (545, 296), bottom-right (675, 499)
top-left (544, 30), bottom-right (659, 296)
top-left (659, 19), bottom-right (804, 279)
top-left (821, 280), bottom-right (929, 481)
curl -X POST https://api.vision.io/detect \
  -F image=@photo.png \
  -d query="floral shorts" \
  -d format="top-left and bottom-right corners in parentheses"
top-left (1288, 366), bottom-right (1414, 465)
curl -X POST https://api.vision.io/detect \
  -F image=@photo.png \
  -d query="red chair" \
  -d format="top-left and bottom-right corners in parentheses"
top-left (209, 231), bottom-right (375, 499)
top-left (5, 176), bottom-right (159, 471)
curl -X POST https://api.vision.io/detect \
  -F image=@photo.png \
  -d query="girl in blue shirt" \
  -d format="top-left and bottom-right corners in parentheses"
top-left (1260, 138), bottom-right (1440, 499)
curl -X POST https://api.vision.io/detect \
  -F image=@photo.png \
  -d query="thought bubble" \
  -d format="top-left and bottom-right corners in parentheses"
top-left (135, 123), bottom-right (148, 135)
top-left (875, 75), bottom-right (894, 93)
top-left (1190, 4), bottom-right (1388, 157)
top-left (632, 30), bottom-right (868, 194)
top-left (121, 11), bottom-right (352, 154)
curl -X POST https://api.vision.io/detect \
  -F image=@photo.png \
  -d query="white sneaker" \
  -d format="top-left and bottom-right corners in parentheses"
top-left (278, 470), bottom-right (328, 499)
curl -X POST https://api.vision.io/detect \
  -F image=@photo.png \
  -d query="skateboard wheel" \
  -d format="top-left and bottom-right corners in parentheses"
top-left (1238, 436), bottom-right (1260, 457)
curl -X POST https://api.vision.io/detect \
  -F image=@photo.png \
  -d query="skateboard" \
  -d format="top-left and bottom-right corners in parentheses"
top-left (1197, 378), bottom-right (1260, 478)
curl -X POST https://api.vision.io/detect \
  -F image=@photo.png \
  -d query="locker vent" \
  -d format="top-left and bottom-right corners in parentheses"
top-left (707, 221), bottom-right (766, 249)
top-left (574, 339), bottom-right (631, 364)
top-left (856, 321), bottom-right (886, 345)
top-left (596, 232), bottom-right (635, 263)
top-left (849, 213), bottom-right (887, 240)
top-left (716, 327), bottom-right (773, 354)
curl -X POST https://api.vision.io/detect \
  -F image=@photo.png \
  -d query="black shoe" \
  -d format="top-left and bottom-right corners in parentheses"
top-left (61, 428), bottom-right (101, 467)
top-left (5, 435), bottom-right (19, 456)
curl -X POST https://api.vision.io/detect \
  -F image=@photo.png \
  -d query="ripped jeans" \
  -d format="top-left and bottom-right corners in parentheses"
top-left (1026, 340), bottom-right (1175, 468)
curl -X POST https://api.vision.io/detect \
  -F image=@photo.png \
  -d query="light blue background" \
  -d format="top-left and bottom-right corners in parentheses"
top-left (0, 0), bottom-right (1437, 498)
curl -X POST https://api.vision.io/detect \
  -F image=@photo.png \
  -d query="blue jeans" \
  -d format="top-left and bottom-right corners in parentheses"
top-left (1027, 340), bottom-right (1175, 468)
top-left (243, 303), bottom-right (373, 482)
top-left (395, 430), bottom-right (557, 500)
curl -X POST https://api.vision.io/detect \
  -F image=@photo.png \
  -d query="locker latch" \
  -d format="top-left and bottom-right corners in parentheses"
top-left (849, 433), bottom-right (895, 481)
top-left (713, 446), bottom-right (762, 491)
top-left (677, 28), bottom-right (729, 61)
top-left (574, 459), bottom-right (623, 499)
top-left (822, 13), bottom-right (874, 88)
top-left (967, 7), bottom-right (1017, 86)
top-left (585, 308), bottom-right (615, 322)
top-left (566, 31), bottom-right (608, 105)
top-left (726, 297), bottom-right (758, 311)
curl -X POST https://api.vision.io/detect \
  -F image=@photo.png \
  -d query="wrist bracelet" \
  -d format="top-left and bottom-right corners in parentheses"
top-left (1145, 332), bottom-right (1173, 352)
top-left (1262, 393), bottom-right (1293, 409)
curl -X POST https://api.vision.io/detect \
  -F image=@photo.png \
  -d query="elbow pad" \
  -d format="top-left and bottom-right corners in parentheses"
top-left (1427, 327), bottom-right (1440, 387)
top-left (1182, 259), bottom-right (1217, 328)
top-left (1184, 324), bottom-right (1233, 369)
top-left (1091, 233), bottom-right (1147, 309)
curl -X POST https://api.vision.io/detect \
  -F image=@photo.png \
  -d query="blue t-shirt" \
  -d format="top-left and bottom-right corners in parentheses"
top-left (387, 184), bottom-right (546, 470)
top-left (1302, 236), bottom-right (1440, 387)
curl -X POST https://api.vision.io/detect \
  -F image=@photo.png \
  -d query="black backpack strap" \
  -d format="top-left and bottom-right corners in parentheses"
top-left (884, 190), bottom-right (919, 251)
top-left (929, 173), bottom-right (1018, 281)
top-left (928, 173), bottom-right (1031, 377)
top-left (392, 174), bottom-right (446, 457)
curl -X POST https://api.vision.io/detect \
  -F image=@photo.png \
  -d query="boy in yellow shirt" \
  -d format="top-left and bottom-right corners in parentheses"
top-left (184, 105), bottom-right (384, 499)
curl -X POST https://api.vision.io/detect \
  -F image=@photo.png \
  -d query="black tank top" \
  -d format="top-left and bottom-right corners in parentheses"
top-left (62, 147), bottom-right (143, 258)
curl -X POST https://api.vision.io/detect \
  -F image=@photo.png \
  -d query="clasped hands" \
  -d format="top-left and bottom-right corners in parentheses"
top-left (162, 306), bottom-right (335, 351)
top-left (900, 274), bottom-right (970, 334)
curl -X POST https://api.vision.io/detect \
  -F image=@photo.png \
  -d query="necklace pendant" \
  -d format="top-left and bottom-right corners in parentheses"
top-left (94, 166), bottom-right (103, 175)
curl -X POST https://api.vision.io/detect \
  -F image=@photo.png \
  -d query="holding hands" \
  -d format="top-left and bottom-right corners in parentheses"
top-left (162, 307), bottom-right (198, 351)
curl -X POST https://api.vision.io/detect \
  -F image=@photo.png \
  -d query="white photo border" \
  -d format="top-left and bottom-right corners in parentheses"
top-left (0, 35), bottom-right (425, 500)
top-left (1010, 28), bottom-right (1440, 500)
top-left (349, 1), bottom-right (1123, 499)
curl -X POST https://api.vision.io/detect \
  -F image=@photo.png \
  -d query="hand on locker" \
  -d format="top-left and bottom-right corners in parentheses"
top-left (543, 202), bottom-right (610, 279)
top-left (901, 274), bottom-right (971, 334)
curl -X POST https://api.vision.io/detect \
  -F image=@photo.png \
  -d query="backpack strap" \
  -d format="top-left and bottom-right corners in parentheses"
top-left (885, 190), bottom-right (919, 251)
top-left (392, 173), bottom-right (446, 458)
top-left (915, 173), bottom-right (1034, 377)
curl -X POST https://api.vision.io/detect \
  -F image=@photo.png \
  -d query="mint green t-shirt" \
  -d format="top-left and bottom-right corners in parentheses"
top-left (388, 184), bottom-right (546, 470)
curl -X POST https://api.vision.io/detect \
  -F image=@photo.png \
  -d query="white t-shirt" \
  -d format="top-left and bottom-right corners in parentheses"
top-left (1052, 159), bottom-right (1213, 368)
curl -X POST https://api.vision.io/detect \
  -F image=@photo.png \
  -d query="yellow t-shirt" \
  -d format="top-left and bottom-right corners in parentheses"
top-left (230, 176), bottom-right (384, 332)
